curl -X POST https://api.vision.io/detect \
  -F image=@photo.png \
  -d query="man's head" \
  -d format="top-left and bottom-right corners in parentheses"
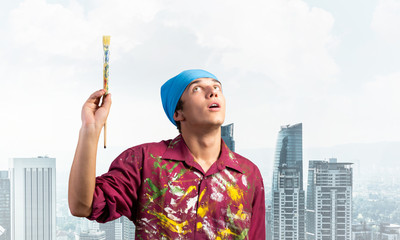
top-left (161, 69), bottom-right (225, 132)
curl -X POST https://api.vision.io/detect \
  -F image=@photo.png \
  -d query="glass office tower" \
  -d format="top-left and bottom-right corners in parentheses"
top-left (271, 123), bottom-right (305, 240)
top-left (221, 123), bottom-right (235, 152)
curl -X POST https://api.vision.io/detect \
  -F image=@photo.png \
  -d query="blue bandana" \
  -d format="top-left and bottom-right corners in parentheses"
top-left (161, 69), bottom-right (218, 126)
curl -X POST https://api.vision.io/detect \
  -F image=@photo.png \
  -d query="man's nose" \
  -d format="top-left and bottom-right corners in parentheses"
top-left (207, 87), bottom-right (218, 98)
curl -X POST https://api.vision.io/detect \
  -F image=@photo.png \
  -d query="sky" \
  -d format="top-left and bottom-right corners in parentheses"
top-left (0, 0), bottom-right (399, 172)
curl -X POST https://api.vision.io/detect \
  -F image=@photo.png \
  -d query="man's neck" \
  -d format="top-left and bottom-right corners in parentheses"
top-left (181, 126), bottom-right (222, 173)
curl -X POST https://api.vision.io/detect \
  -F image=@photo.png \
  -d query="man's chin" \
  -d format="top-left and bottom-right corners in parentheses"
top-left (205, 120), bottom-right (225, 129)
top-left (188, 122), bottom-right (223, 131)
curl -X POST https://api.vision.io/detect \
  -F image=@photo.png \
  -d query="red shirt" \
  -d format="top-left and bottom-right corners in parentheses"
top-left (88, 135), bottom-right (265, 239)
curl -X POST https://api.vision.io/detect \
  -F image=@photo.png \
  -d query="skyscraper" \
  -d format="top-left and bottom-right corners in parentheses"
top-left (9, 157), bottom-right (56, 240)
top-left (352, 222), bottom-right (372, 240)
top-left (78, 230), bottom-right (106, 240)
top-left (99, 218), bottom-right (122, 240)
top-left (0, 226), bottom-right (6, 240)
top-left (221, 123), bottom-right (235, 152)
top-left (0, 171), bottom-right (10, 240)
top-left (121, 216), bottom-right (135, 240)
top-left (374, 223), bottom-right (400, 240)
top-left (266, 205), bottom-right (273, 240)
top-left (306, 158), bottom-right (353, 240)
top-left (271, 123), bottom-right (305, 240)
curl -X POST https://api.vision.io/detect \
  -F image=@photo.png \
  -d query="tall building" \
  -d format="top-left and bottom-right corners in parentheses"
top-left (221, 123), bottom-right (235, 152)
top-left (374, 223), bottom-right (400, 240)
top-left (88, 216), bottom-right (135, 239)
top-left (266, 205), bottom-right (273, 240)
top-left (271, 123), bottom-right (305, 240)
top-left (306, 158), bottom-right (353, 240)
top-left (352, 223), bottom-right (373, 240)
top-left (99, 218), bottom-right (122, 240)
top-left (9, 157), bottom-right (56, 240)
top-left (78, 230), bottom-right (106, 240)
top-left (121, 216), bottom-right (135, 240)
top-left (0, 171), bottom-right (10, 240)
top-left (0, 226), bottom-right (6, 240)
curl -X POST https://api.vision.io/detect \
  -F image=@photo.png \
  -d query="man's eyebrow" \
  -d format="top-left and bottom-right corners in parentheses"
top-left (187, 79), bottom-right (222, 89)
top-left (187, 80), bottom-right (201, 88)
top-left (212, 79), bottom-right (222, 86)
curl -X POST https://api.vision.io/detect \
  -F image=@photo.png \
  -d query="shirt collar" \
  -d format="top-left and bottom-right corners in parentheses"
top-left (218, 140), bottom-right (243, 174)
top-left (162, 135), bottom-right (194, 162)
top-left (162, 135), bottom-right (243, 174)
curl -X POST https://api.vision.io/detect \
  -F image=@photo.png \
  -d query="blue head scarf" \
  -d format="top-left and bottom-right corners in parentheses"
top-left (161, 69), bottom-right (218, 126)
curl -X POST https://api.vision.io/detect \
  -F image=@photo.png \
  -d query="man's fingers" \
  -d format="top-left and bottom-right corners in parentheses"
top-left (101, 93), bottom-right (112, 110)
top-left (87, 89), bottom-right (106, 104)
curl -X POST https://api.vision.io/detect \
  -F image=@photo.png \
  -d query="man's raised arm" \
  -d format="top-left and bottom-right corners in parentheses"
top-left (68, 89), bottom-right (112, 217)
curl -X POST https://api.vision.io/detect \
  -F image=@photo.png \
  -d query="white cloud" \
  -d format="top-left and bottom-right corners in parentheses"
top-left (6, 0), bottom-right (338, 93)
top-left (371, 0), bottom-right (400, 43)
top-left (360, 72), bottom-right (400, 123)
top-left (163, 0), bottom-right (339, 90)
top-left (305, 72), bottom-right (400, 147)
top-left (8, 0), bottom-right (166, 62)
top-left (10, 0), bottom-right (91, 59)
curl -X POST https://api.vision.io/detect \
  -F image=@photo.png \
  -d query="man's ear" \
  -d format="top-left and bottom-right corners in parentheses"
top-left (173, 110), bottom-right (185, 122)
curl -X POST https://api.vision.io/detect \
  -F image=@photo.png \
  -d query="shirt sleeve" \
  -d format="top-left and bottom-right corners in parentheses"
top-left (248, 170), bottom-right (266, 239)
top-left (87, 147), bottom-right (143, 223)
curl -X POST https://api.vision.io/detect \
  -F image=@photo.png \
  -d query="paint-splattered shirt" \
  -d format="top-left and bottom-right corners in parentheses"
top-left (88, 135), bottom-right (265, 239)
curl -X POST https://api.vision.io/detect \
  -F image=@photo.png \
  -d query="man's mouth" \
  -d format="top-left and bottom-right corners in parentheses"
top-left (209, 103), bottom-right (220, 108)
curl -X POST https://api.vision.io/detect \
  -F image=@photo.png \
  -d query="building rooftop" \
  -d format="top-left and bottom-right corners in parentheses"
top-left (280, 123), bottom-right (302, 129)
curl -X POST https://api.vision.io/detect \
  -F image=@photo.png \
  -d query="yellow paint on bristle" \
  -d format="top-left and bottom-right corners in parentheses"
top-left (103, 35), bottom-right (110, 45)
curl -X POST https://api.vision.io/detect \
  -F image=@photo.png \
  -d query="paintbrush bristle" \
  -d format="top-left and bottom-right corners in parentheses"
top-left (103, 35), bottom-right (110, 45)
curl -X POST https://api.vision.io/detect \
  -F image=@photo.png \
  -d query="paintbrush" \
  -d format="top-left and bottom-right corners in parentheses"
top-left (103, 35), bottom-right (110, 148)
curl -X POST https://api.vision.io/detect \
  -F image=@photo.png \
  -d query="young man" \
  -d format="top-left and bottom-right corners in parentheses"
top-left (68, 69), bottom-right (266, 239)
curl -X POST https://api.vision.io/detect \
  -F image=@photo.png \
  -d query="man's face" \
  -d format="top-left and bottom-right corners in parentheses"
top-left (174, 78), bottom-right (226, 129)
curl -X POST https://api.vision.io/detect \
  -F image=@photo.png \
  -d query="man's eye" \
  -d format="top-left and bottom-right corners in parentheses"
top-left (193, 87), bottom-right (200, 92)
top-left (214, 86), bottom-right (221, 91)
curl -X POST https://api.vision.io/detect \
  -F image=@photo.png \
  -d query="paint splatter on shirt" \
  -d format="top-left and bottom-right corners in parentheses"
top-left (88, 135), bottom-right (265, 239)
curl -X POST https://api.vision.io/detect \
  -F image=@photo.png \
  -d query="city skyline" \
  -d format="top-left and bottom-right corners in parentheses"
top-left (0, 123), bottom-right (399, 239)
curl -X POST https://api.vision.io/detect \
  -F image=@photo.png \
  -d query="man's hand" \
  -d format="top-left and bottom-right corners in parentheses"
top-left (69, 89), bottom-right (112, 217)
top-left (81, 89), bottom-right (112, 131)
